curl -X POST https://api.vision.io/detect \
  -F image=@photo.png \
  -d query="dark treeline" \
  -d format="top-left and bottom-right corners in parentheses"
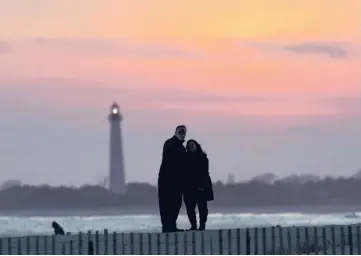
top-left (1, 176), bottom-right (361, 210)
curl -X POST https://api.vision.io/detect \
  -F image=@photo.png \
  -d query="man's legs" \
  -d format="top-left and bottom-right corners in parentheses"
top-left (169, 186), bottom-right (183, 231)
top-left (184, 197), bottom-right (197, 230)
top-left (158, 180), bottom-right (173, 233)
top-left (197, 199), bottom-right (209, 230)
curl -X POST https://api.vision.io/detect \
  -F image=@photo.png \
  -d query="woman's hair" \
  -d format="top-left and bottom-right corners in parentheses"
top-left (186, 139), bottom-right (206, 155)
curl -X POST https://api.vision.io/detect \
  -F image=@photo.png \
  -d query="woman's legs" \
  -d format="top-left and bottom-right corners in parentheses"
top-left (185, 200), bottom-right (197, 229)
top-left (197, 199), bottom-right (208, 230)
top-left (184, 192), bottom-right (198, 229)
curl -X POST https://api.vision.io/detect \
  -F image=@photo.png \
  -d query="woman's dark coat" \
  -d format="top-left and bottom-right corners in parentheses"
top-left (184, 152), bottom-right (214, 202)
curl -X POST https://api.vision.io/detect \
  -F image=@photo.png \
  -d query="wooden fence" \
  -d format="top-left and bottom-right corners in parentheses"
top-left (0, 224), bottom-right (361, 254)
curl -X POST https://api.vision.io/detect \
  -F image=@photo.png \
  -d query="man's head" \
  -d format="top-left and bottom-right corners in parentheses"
top-left (174, 125), bottom-right (187, 141)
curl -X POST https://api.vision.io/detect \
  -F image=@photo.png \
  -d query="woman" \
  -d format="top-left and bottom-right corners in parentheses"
top-left (184, 139), bottom-right (214, 231)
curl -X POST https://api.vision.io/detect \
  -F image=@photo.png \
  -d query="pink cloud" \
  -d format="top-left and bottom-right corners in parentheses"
top-left (0, 42), bottom-right (11, 53)
top-left (1, 77), bottom-right (360, 126)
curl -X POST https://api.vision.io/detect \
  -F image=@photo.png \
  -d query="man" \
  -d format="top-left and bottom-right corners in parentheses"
top-left (158, 125), bottom-right (187, 233)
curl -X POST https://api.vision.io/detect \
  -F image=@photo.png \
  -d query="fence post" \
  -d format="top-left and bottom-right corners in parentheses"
top-left (165, 233), bottom-right (169, 255)
top-left (184, 231), bottom-right (188, 255)
top-left (254, 228), bottom-right (258, 255)
top-left (113, 232), bottom-right (117, 255)
top-left (95, 231), bottom-right (99, 255)
top-left (227, 229), bottom-right (232, 255)
top-left (8, 237), bottom-right (12, 255)
top-left (43, 235), bottom-right (48, 255)
top-left (357, 225), bottom-right (361, 254)
top-left (313, 226), bottom-right (318, 255)
top-left (246, 228), bottom-right (250, 255)
top-left (130, 232), bottom-right (134, 255)
top-left (201, 231), bottom-right (205, 255)
top-left (51, 235), bottom-right (55, 255)
top-left (305, 227), bottom-right (309, 254)
top-left (296, 227), bottom-right (300, 254)
top-left (140, 233), bottom-right (144, 255)
top-left (156, 233), bottom-right (161, 255)
top-left (78, 232), bottom-right (83, 255)
top-left (62, 243), bottom-right (66, 255)
top-left (322, 227), bottom-right (327, 255)
top-left (262, 227), bottom-right (267, 255)
top-left (236, 229), bottom-right (241, 255)
top-left (88, 231), bottom-right (93, 255)
top-left (37, 236), bottom-right (42, 254)
top-left (331, 226), bottom-right (336, 255)
top-left (148, 233), bottom-right (152, 254)
top-left (287, 227), bottom-right (292, 254)
top-left (219, 229), bottom-right (223, 255)
top-left (88, 241), bottom-right (94, 255)
top-left (192, 231), bottom-right (196, 254)
top-left (174, 232), bottom-right (178, 255)
top-left (17, 237), bottom-right (21, 255)
top-left (104, 229), bottom-right (108, 255)
top-left (340, 226), bottom-right (345, 255)
top-left (348, 225), bottom-right (353, 255)
top-left (70, 238), bottom-right (74, 255)
top-left (121, 233), bottom-right (125, 254)
top-left (279, 227), bottom-right (283, 254)
top-left (271, 226), bottom-right (275, 254)
top-left (27, 236), bottom-right (31, 255)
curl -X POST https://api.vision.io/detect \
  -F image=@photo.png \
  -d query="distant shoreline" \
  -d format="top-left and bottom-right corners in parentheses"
top-left (2, 204), bottom-right (361, 217)
top-left (3, 179), bottom-right (361, 217)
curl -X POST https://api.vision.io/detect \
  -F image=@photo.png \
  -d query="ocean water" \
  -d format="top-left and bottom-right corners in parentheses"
top-left (0, 212), bottom-right (360, 237)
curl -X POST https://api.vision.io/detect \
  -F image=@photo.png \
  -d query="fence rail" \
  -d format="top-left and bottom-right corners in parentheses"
top-left (1, 224), bottom-right (361, 254)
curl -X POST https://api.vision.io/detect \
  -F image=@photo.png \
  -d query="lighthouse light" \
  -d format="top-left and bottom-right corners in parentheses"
top-left (112, 108), bottom-right (118, 114)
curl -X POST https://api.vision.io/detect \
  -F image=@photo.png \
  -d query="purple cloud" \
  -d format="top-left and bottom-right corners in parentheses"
top-left (0, 42), bottom-right (12, 54)
top-left (30, 37), bottom-right (203, 59)
top-left (284, 43), bottom-right (348, 59)
top-left (243, 41), bottom-right (352, 59)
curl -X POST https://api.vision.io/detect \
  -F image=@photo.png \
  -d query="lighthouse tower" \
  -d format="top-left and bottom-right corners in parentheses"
top-left (108, 102), bottom-right (126, 195)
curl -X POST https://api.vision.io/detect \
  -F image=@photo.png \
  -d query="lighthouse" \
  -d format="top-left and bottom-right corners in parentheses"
top-left (108, 102), bottom-right (126, 195)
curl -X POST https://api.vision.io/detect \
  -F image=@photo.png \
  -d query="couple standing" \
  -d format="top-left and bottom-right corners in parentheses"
top-left (158, 125), bottom-right (214, 233)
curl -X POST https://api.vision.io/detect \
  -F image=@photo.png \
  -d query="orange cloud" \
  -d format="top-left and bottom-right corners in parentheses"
top-left (1, 0), bottom-right (360, 41)
top-left (0, 0), bottom-right (360, 125)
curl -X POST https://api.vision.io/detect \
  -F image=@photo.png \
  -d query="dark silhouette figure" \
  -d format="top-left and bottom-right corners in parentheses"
top-left (51, 221), bottom-right (65, 235)
top-left (158, 125), bottom-right (187, 233)
top-left (88, 241), bottom-right (94, 254)
top-left (184, 139), bottom-right (214, 231)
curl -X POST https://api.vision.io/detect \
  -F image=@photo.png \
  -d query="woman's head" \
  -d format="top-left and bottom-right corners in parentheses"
top-left (186, 139), bottom-right (204, 153)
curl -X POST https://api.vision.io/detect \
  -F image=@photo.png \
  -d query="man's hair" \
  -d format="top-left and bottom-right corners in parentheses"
top-left (175, 125), bottom-right (186, 130)
top-left (175, 125), bottom-right (187, 135)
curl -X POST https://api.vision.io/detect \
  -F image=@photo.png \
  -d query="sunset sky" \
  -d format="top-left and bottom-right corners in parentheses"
top-left (0, 0), bottom-right (360, 186)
